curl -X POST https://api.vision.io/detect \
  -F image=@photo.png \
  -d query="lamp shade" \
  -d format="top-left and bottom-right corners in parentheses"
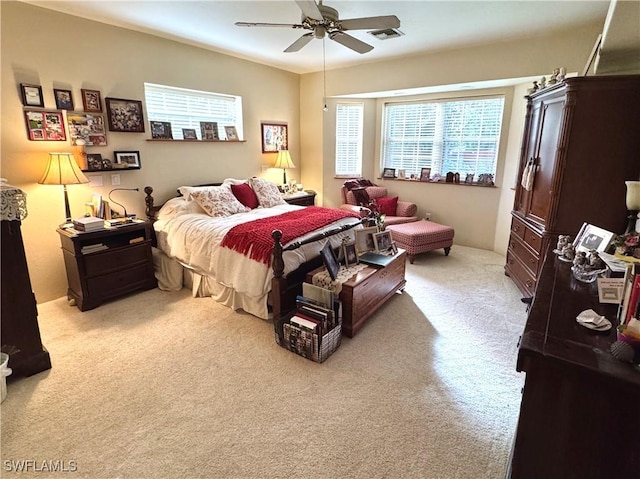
top-left (625, 181), bottom-right (640, 210)
top-left (273, 150), bottom-right (296, 170)
top-left (39, 152), bottom-right (89, 186)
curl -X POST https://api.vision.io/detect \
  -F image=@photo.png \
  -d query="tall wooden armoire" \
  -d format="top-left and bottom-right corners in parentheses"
top-left (505, 75), bottom-right (640, 297)
top-left (1, 183), bottom-right (51, 377)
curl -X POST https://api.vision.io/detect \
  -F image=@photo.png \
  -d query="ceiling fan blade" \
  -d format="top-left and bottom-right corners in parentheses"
top-left (284, 33), bottom-right (314, 52)
top-left (295, 0), bottom-right (324, 21)
top-left (235, 21), bottom-right (303, 29)
top-left (329, 32), bottom-right (373, 54)
top-left (339, 15), bottom-right (401, 31)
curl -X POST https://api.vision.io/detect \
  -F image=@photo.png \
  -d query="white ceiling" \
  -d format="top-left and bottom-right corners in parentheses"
top-left (22, 0), bottom-right (612, 74)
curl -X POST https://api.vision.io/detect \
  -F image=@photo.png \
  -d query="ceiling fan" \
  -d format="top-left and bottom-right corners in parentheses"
top-left (235, 0), bottom-right (401, 54)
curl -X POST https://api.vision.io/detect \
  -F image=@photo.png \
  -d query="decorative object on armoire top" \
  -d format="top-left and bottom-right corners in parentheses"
top-left (273, 149), bottom-right (295, 185)
top-left (624, 181), bottom-right (640, 234)
top-left (38, 152), bottom-right (89, 226)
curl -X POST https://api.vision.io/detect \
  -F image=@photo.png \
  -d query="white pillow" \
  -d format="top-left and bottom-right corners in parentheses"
top-left (222, 178), bottom-right (249, 186)
top-left (190, 185), bottom-right (250, 217)
top-left (157, 197), bottom-right (190, 221)
top-left (178, 185), bottom-right (218, 199)
top-left (249, 177), bottom-right (286, 208)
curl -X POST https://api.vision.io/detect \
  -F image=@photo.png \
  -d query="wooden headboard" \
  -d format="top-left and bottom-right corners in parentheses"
top-left (144, 183), bottom-right (222, 222)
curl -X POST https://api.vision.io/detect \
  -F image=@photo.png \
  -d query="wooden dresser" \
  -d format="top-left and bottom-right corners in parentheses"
top-left (509, 247), bottom-right (640, 478)
top-left (506, 75), bottom-right (640, 298)
top-left (307, 250), bottom-right (406, 337)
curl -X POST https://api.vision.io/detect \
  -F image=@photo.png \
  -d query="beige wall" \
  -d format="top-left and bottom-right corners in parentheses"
top-left (1, 2), bottom-right (300, 302)
top-left (300, 22), bottom-right (605, 250)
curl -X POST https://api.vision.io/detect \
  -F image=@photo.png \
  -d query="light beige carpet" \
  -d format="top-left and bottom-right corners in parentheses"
top-left (1, 245), bottom-right (526, 479)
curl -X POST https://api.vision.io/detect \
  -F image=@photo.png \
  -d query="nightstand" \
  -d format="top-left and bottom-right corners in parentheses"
top-left (283, 190), bottom-right (316, 206)
top-left (57, 222), bottom-right (157, 311)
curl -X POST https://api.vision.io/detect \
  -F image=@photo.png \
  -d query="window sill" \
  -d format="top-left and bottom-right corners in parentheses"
top-left (379, 177), bottom-right (497, 187)
top-left (146, 139), bottom-right (246, 142)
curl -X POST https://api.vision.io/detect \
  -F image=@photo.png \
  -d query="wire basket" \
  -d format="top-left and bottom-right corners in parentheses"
top-left (274, 316), bottom-right (342, 363)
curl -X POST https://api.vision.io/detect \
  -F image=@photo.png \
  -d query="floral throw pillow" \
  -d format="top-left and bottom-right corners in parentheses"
top-left (249, 177), bottom-right (286, 208)
top-left (190, 185), bottom-right (250, 217)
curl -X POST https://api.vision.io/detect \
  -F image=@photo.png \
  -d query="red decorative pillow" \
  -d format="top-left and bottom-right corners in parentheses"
top-left (231, 182), bottom-right (259, 209)
top-left (376, 196), bottom-right (398, 216)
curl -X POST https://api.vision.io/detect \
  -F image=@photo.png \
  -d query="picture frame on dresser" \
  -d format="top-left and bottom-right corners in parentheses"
top-left (373, 230), bottom-right (393, 253)
top-left (573, 223), bottom-right (614, 253)
top-left (343, 241), bottom-right (359, 268)
top-left (320, 242), bottom-right (339, 281)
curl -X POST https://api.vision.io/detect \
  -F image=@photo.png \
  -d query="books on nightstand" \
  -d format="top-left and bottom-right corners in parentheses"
top-left (72, 216), bottom-right (105, 232)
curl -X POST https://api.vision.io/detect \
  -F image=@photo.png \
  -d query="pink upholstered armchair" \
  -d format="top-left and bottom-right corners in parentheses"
top-left (340, 180), bottom-right (418, 227)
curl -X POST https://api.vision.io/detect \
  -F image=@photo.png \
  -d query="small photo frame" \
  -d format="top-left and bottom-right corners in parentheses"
top-left (113, 150), bottom-right (141, 169)
top-left (53, 89), bottom-right (74, 110)
top-left (225, 125), bottom-right (239, 141)
top-left (397, 169), bottom-right (406, 180)
top-left (20, 83), bottom-right (44, 107)
top-left (320, 242), bottom-right (339, 281)
top-left (86, 154), bottom-right (104, 171)
top-left (420, 167), bottom-right (431, 182)
top-left (261, 122), bottom-right (288, 152)
top-left (355, 226), bottom-right (378, 253)
top-left (573, 222), bottom-right (615, 253)
top-left (150, 121), bottom-right (173, 139)
top-left (343, 241), bottom-right (359, 268)
top-left (24, 110), bottom-right (66, 141)
top-left (373, 230), bottom-right (393, 253)
top-left (200, 121), bottom-right (219, 140)
top-left (382, 168), bottom-right (396, 179)
top-left (182, 128), bottom-right (197, 140)
top-left (81, 89), bottom-right (102, 112)
top-left (105, 97), bottom-right (145, 132)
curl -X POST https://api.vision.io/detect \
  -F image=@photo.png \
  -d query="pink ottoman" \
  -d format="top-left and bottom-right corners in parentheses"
top-left (386, 220), bottom-right (454, 264)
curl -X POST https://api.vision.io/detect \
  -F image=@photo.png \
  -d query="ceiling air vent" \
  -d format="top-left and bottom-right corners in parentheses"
top-left (368, 28), bottom-right (404, 40)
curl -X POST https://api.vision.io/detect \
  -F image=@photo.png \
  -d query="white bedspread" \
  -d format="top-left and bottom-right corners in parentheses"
top-left (154, 200), bottom-right (359, 317)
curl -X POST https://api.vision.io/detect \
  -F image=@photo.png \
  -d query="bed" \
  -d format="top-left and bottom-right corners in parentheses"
top-left (144, 178), bottom-right (363, 320)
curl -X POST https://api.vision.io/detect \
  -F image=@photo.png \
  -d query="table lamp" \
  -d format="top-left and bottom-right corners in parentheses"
top-left (273, 150), bottom-right (295, 185)
top-left (38, 152), bottom-right (89, 226)
top-left (625, 181), bottom-right (640, 233)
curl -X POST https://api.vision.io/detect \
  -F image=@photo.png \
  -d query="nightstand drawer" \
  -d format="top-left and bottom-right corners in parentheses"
top-left (87, 263), bottom-right (153, 297)
top-left (84, 242), bottom-right (150, 276)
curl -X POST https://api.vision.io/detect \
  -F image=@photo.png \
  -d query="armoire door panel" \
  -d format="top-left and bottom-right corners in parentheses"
top-left (526, 96), bottom-right (565, 227)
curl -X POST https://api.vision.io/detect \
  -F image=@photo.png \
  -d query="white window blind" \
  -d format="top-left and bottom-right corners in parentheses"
top-left (335, 102), bottom-right (364, 177)
top-left (382, 96), bottom-right (504, 181)
top-left (144, 82), bottom-right (243, 140)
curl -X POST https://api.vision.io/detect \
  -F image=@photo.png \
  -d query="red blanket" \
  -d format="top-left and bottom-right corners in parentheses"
top-left (220, 207), bottom-right (358, 265)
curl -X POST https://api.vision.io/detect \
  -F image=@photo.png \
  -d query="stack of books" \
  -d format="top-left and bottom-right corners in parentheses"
top-left (72, 216), bottom-right (105, 232)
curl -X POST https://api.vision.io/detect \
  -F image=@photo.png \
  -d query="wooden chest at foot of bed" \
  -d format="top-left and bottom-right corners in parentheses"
top-left (307, 250), bottom-right (406, 337)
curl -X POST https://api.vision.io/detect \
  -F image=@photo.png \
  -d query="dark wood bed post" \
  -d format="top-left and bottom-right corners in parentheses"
top-left (144, 186), bottom-right (157, 222)
top-left (271, 229), bottom-right (286, 321)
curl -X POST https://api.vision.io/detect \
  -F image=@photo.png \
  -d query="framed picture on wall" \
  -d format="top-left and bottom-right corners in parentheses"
top-left (20, 83), bottom-right (44, 107)
top-left (105, 97), bottom-right (145, 132)
top-left (81, 89), bottom-right (102, 112)
top-left (261, 122), bottom-right (288, 152)
top-left (24, 110), bottom-right (66, 141)
top-left (67, 113), bottom-right (107, 146)
top-left (54, 89), bottom-right (74, 110)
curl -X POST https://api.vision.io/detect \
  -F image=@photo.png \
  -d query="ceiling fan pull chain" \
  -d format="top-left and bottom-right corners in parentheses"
top-left (323, 38), bottom-right (328, 111)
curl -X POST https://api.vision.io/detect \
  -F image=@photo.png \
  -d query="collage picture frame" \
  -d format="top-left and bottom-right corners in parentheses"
top-left (105, 97), bottom-right (145, 132)
top-left (24, 110), bottom-right (66, 141)
top-left (261, 122), bottom-right (288, 152)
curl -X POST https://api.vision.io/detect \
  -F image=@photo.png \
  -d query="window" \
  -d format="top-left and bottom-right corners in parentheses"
top-left (144, 82), bottom-right (243, 140)
top-left (381, 96), bottom-right (504, 181)
top-left (335, 102), bottom-right (364, 177)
